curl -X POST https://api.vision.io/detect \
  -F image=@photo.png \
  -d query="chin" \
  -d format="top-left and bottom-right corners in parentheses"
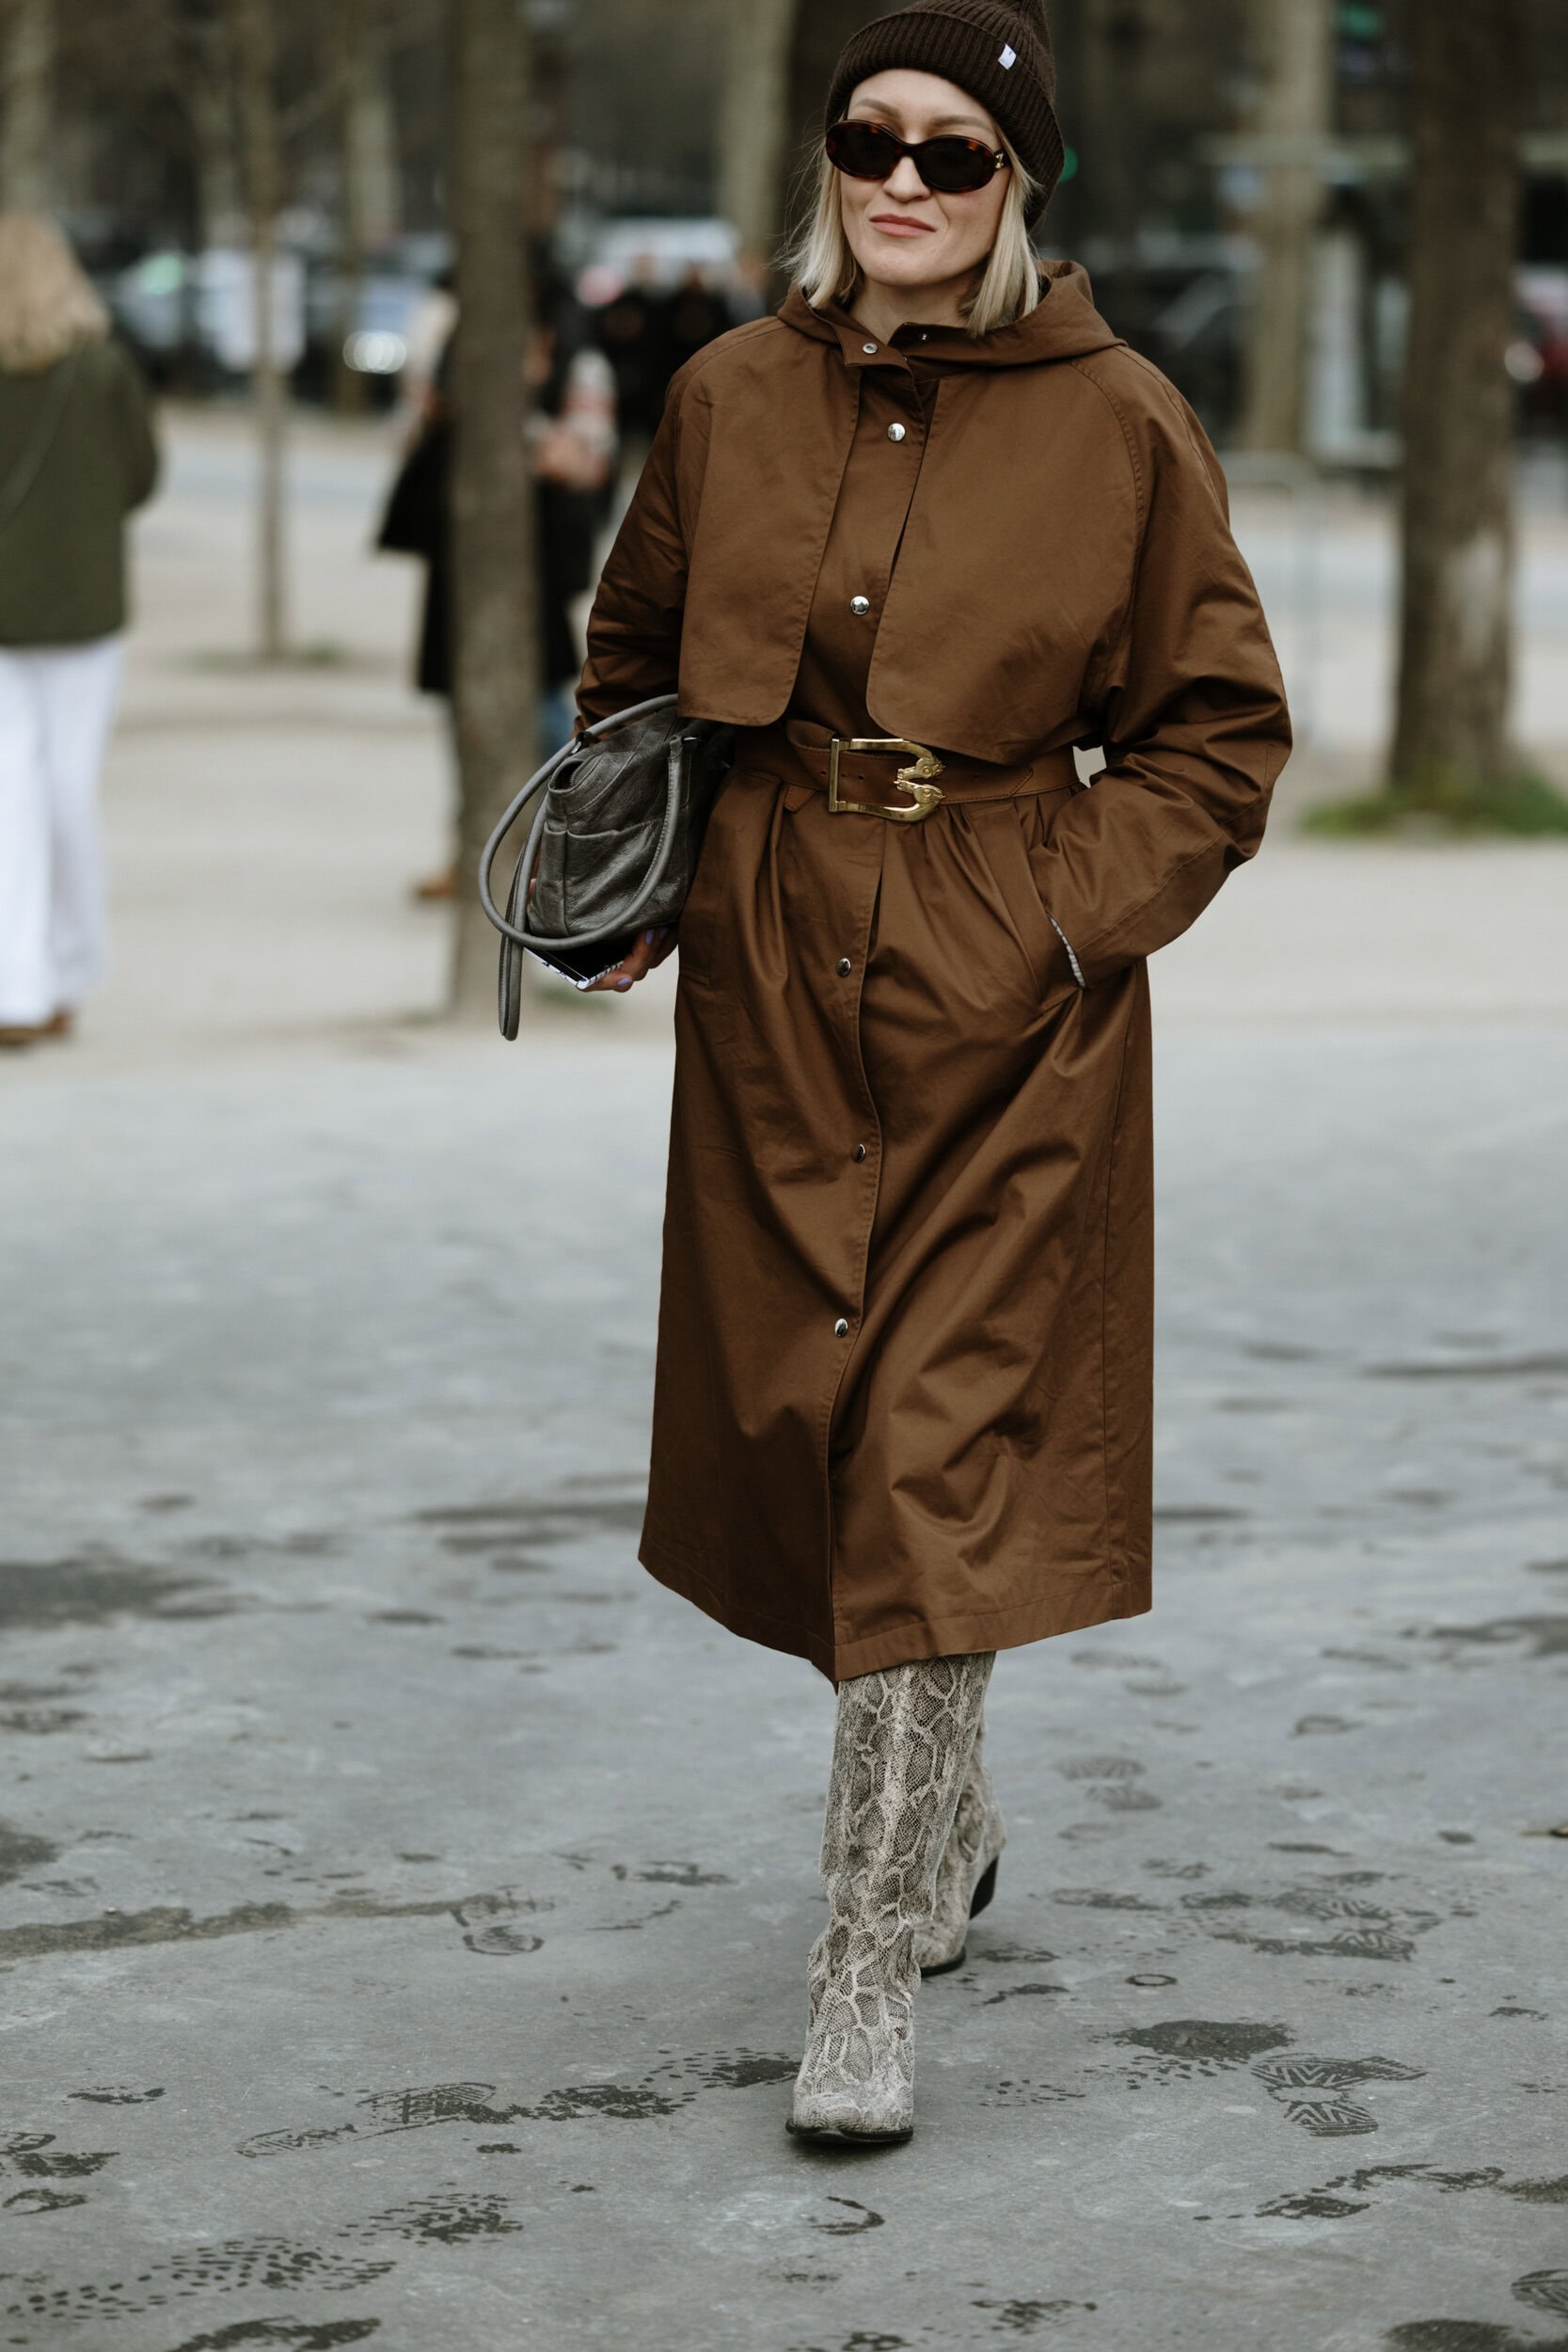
top-left (862, 243), bottom-right (954, 286)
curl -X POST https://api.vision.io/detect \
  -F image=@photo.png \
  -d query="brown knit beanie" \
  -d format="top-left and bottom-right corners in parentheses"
top-left (825, 1), bottom-right (1063, 228)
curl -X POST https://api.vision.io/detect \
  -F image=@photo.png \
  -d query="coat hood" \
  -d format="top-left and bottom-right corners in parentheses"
top-left (777, 258), bottom-right (1121, 371)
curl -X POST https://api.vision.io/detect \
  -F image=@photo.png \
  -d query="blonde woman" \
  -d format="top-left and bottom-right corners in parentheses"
top-left (577, 0), bottom-right (1289, 2141)
top-left (0, 214), bottom-right (157, 1046)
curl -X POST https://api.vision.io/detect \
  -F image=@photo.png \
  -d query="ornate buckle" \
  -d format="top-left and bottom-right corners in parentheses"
top-left (827, 736), bottom-right (945, 822)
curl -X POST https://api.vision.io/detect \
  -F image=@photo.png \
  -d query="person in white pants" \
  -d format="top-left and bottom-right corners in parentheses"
top-left (0, 212), bottom-right (158, 1045)
top-left (0, 636), bottom-right (123, 1032)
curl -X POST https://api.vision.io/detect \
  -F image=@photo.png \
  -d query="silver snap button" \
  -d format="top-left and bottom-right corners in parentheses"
top-left (849, 596), bottom-right (870, 616)
top-left (852, 1143), bottom-right (867, 1163)
top-left (836, 957), bottom-right (852, 977)
top-left (887, 422), bottom-right (906, 442)
top-left (833, 1317), bottom-right (849, 1338)
top-left (862, 342), bottom-right (878, 355)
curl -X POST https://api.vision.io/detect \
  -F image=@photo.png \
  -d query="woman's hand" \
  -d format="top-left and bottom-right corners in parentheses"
top-left (534, 420), bottom-right (610, 490)
top-left (585, 926), bottom-right (678, 993)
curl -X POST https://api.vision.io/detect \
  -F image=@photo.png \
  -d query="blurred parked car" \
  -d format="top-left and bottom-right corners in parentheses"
top-left (296, 266), bottom-right (436, 407)
top-left (1513, 267), bottom-right (1568, 434)
top-left (1141, 262), bottom-right (1243, 441)
top-left (103, 246), bottom-right (305, 389)
top-left (102, 243), bottom-right (446, 407)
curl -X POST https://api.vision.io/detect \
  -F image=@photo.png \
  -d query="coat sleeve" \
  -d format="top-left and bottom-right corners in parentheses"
top-left (575, 381), bottom-right (689, 725)
top-left (1032, 372), bottom-right (1291, 989)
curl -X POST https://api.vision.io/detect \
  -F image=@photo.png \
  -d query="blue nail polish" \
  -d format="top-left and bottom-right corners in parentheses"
top-left (614, 977), bottom-right (631, 991)
top-left (643, 929), bottom-right (656, 945)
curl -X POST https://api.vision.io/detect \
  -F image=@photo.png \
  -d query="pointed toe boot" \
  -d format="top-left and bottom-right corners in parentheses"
top-left (788, 1913), bottom-right (916, 2142)
top-left (789, 1650), bottom-right (994, 2144)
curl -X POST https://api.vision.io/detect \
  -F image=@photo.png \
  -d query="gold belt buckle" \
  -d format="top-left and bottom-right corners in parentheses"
top-left (827, 736), bottom-right (945, 822)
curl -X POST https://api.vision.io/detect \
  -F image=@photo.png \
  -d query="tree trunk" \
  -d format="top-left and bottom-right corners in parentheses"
top-left (446, 0), bottom-right (536, 1021)
top-left (1390, 0), bottom-right (1521, 795)
top-left (1076, 0), bottom-right (1146, 276)
top-left (0, 0), bottom-right (54, 214)
top-left (332, 0), bottom-right (370, 415)
top-left (332, 0), bottom-right (400, 415)
top-left (1240, 0), bottom-right (1332, 454)
top-left (784, 0), bottom-right (870, 259)
top-left (230, 0), bottom-right (287, 662)
top-left (717, 0), bottom-right (796, 261)
top-left (183, 5), bottom-right (245, 249)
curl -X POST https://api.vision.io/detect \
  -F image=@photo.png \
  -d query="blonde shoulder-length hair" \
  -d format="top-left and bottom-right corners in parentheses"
top-left (0, 213), bottom-right (111, 373)
top-left (787, 130), bottom-right (1040, 340)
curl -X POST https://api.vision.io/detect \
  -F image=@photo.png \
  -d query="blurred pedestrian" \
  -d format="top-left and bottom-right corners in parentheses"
top-left (397, 262), bottom-right (457, 426)
top-left (378, 269), bottom-right (615, 900)
top-left (660, 262), bottom-right (734, 383)
top-left (0, 215), bottom-right (158, 1048)
top-left (594, 256), bottom-right (665, 450)
top-left (529, 270), bottom-right (618, 754)
top-left (578, 0), bottom-right (1289, 2144)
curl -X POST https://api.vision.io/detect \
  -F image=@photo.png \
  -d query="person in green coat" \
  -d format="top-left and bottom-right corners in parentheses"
top-left (0, 213), bottom-right (158, 1045)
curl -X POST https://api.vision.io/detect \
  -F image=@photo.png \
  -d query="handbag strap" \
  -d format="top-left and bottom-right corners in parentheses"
top-left (478, 691), bottom-right (687, 953)
top-left (0, 348), bottom-right (83, 531)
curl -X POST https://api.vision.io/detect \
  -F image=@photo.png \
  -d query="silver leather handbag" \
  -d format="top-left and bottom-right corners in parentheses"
top-left (478, 692), bottom-right (735, 1038)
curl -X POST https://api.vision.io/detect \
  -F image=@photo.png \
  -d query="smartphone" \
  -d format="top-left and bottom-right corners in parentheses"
top-left (529, 932), bottom-right (638, 990)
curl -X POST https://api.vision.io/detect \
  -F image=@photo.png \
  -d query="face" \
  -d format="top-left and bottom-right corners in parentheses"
top-left (836, 70), bottom-right (1009, 303)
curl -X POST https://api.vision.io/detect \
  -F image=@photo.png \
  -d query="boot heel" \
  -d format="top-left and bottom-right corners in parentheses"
top-left (970, 1855), bottom-right (999, 1919)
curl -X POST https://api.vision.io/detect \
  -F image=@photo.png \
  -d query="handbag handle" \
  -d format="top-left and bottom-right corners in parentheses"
top-left (477, 691), bottom-right (683, 954)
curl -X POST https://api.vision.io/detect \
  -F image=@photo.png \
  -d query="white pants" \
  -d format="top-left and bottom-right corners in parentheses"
top-left (0, 636), bottom-right (122, 1025)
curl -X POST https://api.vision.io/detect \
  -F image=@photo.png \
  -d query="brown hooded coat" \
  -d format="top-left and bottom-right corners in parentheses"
top-left (578, 263), bottom-right (1290, 1683)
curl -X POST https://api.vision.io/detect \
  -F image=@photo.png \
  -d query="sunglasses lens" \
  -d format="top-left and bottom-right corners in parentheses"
top-left (826, 121), bottom-right (900, 180)
top-left (824, 122), bottom-right (1000, 194)
top-left (917, 137), bottom-right (998, 193)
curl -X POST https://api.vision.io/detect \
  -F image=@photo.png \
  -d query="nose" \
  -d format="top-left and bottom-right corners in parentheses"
top-left (881, 153), bottom-right (931, 199)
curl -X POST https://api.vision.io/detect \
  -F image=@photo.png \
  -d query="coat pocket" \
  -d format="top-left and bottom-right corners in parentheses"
top-left (546, 814), bottom-right (666, 938)
top-left (978, 788), bottom-right (1080, 1007)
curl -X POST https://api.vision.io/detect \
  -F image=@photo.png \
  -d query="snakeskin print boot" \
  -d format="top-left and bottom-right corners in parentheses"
top-left (913, 1725), bottom-right (1006, 1976)
top-left (789, 1651), bottom-right (994, 2143)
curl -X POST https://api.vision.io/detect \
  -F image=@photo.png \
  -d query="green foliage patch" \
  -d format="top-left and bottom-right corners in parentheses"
top-left (1303, 764), bottom-right (1568, 838)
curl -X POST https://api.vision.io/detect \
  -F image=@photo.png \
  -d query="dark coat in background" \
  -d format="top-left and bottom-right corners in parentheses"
top-left (0, 338), bottom-right (158, 644)
top-left (378, 331), bottom-right (603, 696)
top-left (579, 263), bottom-right (1291, 1682)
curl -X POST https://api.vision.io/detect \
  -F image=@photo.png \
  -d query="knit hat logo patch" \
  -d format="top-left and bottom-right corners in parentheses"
top-left (998, 43), bottom-right (1017, 67)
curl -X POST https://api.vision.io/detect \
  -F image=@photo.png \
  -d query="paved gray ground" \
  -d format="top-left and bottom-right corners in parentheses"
top-left (3, 1025), bottom-right (1566, 2352)
top-left (1, 411), bottom-right (1566, 2352)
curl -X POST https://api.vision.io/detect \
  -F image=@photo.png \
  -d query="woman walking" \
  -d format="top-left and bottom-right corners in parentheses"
top-left (383, 268), bottom-right (616, 899)
top-left (576, 0), bottom-right (1289, 2142)
top-left (0, 215), bottom-right (158, 1047)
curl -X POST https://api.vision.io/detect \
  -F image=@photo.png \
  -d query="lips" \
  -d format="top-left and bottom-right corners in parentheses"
top-left (868, 214), bottom-right (935, 236)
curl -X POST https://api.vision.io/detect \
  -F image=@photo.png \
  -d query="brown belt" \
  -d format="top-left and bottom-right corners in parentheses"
top-left (732, 721), bottom-right (1077, 824)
